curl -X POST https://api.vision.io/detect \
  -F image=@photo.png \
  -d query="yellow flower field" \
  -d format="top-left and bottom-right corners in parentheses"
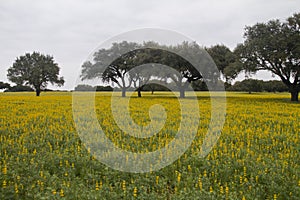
top-left (0, 92), bottom-right (299, 199)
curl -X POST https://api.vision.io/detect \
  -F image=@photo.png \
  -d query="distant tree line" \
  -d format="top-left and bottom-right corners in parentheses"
top-left (227, 79), bottom-right (288, 93)
top-left (74, 84), bottom-right (113, 91)
top-left (74, 79), bottom-right (288, 94)
top-left (74, 83), bottom-right (173, 93)
top-left (0, 81), bottom-right (11, 90)
top-left (0, 81), bottom-right (60, 92)
top-left (1, 82), bottom-right (34, 92)
top-left (5, 85), bottom-right (34, 92)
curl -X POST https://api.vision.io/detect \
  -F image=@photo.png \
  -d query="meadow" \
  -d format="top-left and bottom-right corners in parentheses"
top-left (0, 92), bottom-right (299, 199)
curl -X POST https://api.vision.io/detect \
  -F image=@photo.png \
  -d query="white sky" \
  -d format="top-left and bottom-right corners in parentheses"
top-left (0, 0), bottom-right (299, 90)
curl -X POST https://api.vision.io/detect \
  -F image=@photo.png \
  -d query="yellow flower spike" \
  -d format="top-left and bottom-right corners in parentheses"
top-left (156, 176), bottom-right (159, 185)
top-left (2, 164), bottom-right (7, 175)
top-left (65, 160), bottom-right (69, 167)
top-left (225, 186), bottom-right (229, 198)
top-left (3, 180), bottom-right (7, 188)
top-left (220, 186), bottom-right (224, 194)
top-left (95, 181), bottom-right (99, 191)
top-left (52, 189), bottom-right (57, 195)
top-left (60, 189), bottom-right (64, 197)
top-left (177, 172), bottom-right (181, 183)
top-left (199, 181), bottom-right (202, 191)
top-left (242, 196), bottom-right (246, 200)
top-left (187, 165), bottom-right (192, 172)
top-left (122, 180), bottom-right (126, 192)
top-left (133, 187), bottom-right (138, 197)
top-left (15, 183), bottom-right (18, 194)
top-left (209, 186), bottom-right (213, 193)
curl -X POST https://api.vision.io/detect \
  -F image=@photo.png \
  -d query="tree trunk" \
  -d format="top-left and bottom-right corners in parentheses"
top-left (137, 87), bottom-right (142, 97)
top-left (121, 88), bottom-right (126, 97)
top-left (179, 88), bottom-right (185, 98)
top-left (36, 89), bottom-right (41, 96)
top-left (151, 89), bottom-right (154, 95)
top-left (291, 90), bottom-right (299, 101)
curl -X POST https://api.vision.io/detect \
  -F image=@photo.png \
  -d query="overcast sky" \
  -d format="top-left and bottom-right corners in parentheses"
top-left (0, 0), bottom-right (299, 90)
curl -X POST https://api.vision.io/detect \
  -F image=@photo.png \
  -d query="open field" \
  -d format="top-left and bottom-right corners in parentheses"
top-left (0, 92), bottom-right (299, 199)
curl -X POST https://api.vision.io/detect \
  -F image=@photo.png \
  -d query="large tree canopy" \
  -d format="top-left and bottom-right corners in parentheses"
top-left (81, 41), bottom-right (140, 97)
top-left (236, 13), bottom-right (300, 101)
top-left (7, 52), bottom-right (64, 96)
top-left (80, 41), bottom-right (214, 98)
top-left (167, 42), bottom-right (203, 98)
top-left (206, 44), bottom-right (242, 83)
